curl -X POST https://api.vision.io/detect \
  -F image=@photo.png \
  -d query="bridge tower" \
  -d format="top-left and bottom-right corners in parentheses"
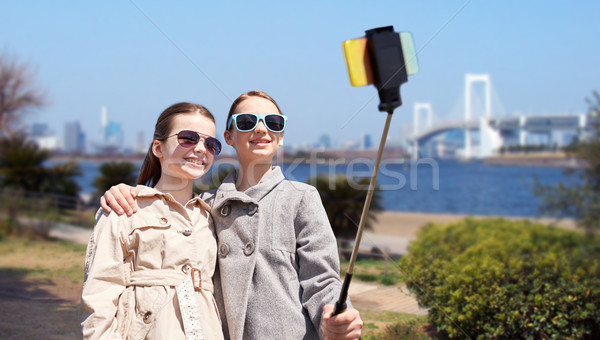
top-left (464, 74), bottom-right (492, 159)
top-left (412, 103), bottom-right (433, 160)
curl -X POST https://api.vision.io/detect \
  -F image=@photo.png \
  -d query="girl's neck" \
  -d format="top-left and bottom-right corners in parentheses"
top-left (236, 161), bottom-right (273, 192)
top-left (154, 176), bottom-right (194, 206)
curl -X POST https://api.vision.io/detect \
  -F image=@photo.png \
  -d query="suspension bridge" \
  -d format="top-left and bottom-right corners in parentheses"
top-left (408, 74), bottom-right (592, 160)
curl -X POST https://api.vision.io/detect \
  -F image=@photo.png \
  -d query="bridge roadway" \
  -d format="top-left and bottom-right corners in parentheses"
top-left (412, 113), bottom-right (590, 144)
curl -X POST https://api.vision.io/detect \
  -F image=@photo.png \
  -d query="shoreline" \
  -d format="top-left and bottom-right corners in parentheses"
top-left (51, 151), bottom-right (582, 168)
top-left (371, 211), bottom-right (578, 238)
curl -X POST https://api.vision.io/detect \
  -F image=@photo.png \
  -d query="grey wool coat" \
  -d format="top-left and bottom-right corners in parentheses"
top-left (202, 166), bottom-right (349, 340)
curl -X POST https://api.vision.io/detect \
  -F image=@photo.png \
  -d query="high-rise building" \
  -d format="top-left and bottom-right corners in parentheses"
top-left (105, 121), bottom-right (123, 145)
top-left (95, 106), bottom-right (124, 154)
top-left (31, 123), bottom-right (50, 136)
top-left (64, 121), bottom-right (86, 154)
top-left (360, 133), bottom-right (372, 150)
top-left (318, 134), bottom-right (332, 149)
top-left (28, 123), bottom-right (60, 151)
top-left (135, 130), bottom-right (148, 154)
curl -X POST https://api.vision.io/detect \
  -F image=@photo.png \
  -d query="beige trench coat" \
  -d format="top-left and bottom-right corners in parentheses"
top-left (79, 186), bottom-right (223, 340)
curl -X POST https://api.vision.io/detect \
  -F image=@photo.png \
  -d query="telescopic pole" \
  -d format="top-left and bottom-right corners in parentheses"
top-left (333, 110), bottom-right (394, 315)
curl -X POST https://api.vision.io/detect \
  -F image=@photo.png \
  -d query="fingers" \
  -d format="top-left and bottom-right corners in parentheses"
top-left (117, 184), bottom-right (138, 215)
top-left (321, 306), bottom-right (363, 340)
top-left (322, 304), bottom-right (334, 321)
top-left (103, 184), bottom-right (138, 216)
top-left (100, 195), bottom-right (111, 213)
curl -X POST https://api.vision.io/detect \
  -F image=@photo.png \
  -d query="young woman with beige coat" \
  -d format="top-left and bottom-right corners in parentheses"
top-left (80, 102), bottom-right (224, 339)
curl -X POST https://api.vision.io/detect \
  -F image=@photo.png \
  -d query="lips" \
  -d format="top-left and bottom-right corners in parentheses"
top-left (184, 158), bottom-right (206, 166)
top-left (250, 138), bottom-right (271, 145)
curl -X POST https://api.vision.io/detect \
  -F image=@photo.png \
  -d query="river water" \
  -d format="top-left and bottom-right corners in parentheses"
top-left (70, 158), bottom-right (574, 218)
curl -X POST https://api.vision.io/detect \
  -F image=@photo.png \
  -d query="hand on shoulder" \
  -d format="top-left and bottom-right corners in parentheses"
top-left (100, 184), bottom-right (139, 216)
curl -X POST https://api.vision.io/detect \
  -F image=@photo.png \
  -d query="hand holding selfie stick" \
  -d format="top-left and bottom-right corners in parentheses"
top-left (333, 26), bottom-right (418, 315)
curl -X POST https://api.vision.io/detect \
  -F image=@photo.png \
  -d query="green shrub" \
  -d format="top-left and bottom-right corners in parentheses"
top-left (381, 274), bottom-right (400, 286)
top-left (0, 190), bottom-right (58, 238)
top-left (356, 273), bottom-right (379, 282)
top-left (400, 218), bottom-right (600, 339)
top-left (380, 320), bottom-right (434, 340)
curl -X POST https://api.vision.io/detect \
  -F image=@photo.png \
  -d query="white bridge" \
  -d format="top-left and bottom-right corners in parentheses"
top-left (409, 74), bottom-right (592, 160)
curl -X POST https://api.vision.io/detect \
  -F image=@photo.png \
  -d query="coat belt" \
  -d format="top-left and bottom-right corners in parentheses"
top-left (125, 268), bottom-right (214, 293)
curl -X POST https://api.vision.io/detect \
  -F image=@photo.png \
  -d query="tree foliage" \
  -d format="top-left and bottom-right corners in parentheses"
top-left (0, 133), bottom-right (49, 190)
top-left (0, 52), bottom-right (46, 136)
top-left (93, 161), bottom-right (138, 201)
top-left (194, 166), bottom-right (235, 193)
top-left (534, 91), bottom-right (600, 235)
top-left (0, 134), bottom-right (81, 208)
top-left (307, 174), bottom-right (382, 239)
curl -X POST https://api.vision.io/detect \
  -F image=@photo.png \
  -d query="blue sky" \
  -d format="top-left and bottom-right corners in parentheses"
top-left (1, 1), bottom-right (599, 150)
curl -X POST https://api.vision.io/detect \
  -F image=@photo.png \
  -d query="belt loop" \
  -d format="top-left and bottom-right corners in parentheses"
top-left (123, 263), bottom-right (132, 286)
top-left (191, 268), bottom-right (202, 291)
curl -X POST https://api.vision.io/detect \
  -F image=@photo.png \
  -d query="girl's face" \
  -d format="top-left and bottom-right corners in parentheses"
top-left (224, 96), bottom-right (284, 164)
top-left (153, 113), bottom-right (217, 182)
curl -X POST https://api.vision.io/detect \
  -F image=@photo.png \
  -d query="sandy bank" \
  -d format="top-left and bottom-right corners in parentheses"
top-left (370, 211), bottom-right (578, 239)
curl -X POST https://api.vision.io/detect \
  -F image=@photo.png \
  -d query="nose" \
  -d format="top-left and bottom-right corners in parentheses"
top-left (254, 120), bottom-right (268, 134)
top-left (194, 138), bottom-right (207, 154)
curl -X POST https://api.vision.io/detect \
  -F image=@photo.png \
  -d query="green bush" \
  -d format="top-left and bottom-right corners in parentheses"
top-left (0, 190), bottom-right (58, 239)
top-left (400, 218), bottom-right (600, 339)
top-left (356, 273), bottom-right (379, 282)
top-left (379, 320), bottom-right (434, 340)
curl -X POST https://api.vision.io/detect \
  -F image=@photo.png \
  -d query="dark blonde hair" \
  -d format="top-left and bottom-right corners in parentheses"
top-left (138, 102), bottom-right (216, 187)
top-left (226, 90), bottom-right (282, 130)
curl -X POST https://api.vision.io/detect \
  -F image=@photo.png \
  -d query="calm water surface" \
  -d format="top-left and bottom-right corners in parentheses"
top-left (71, 159), bottom-right (574, 218)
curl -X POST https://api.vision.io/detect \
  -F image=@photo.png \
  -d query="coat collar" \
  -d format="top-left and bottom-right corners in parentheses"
top-left (212, 166), bottom-right (285, 210)
top-left (136, 185), bottom-right (212, 212)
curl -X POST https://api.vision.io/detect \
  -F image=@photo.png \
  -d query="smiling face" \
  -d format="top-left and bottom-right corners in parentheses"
top-left (153, 113), bottom-right (217, 185)
top-left (224, 96), bottom-right (284, 166)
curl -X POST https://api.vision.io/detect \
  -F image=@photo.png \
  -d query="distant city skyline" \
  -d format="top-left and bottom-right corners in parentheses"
top-left (27, 106), bottom-right (381, 155)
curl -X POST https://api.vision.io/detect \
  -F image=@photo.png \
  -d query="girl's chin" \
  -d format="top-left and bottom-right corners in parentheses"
top-left (181, 165), bottom-right (209, 177)
top-left (245, 150), bottom-right (277, 160)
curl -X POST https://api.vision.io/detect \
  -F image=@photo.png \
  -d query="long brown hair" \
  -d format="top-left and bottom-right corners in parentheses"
top-left (137, 102), bottom-right (215, 187)
top-left (226, 90), bottom-right (282, 130)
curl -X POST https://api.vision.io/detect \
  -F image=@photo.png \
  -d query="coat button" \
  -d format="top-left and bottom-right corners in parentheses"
top-left (143, 311), bottom-right (153, 324)
top-left (182, 264), bottom-right (191, 274)
top-left (220, 205), bottom-right (231, 216)
top-left (218, 243), bottom-right (229, 257)
top-left (182, 228), bottom-right (192, 236)
top-left (160, 217), bottom-right (168, 224)
top-left (244, 242), bottom-right (255, 256)
top-left (247, 204), bottom-right (258, 216)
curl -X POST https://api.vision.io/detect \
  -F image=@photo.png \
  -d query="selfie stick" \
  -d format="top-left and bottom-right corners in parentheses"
top-left (333, 26), bottom-right (418, 315)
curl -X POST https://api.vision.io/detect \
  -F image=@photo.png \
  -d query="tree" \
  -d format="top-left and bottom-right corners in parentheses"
top-left (93, 161), bottom-right (138, 202)
top-left (0, 133), bottom-right (82, 208)
top-left (0, 52), bottom-right (46, 136)
top-left (194, 166), bottom-right (235, 193)
top-left (534, 91), bottom-right (600, 235)
top-left (45, 161), bottom-right (82, 196)
top-left (307, 174), bottom-right (383, 240)
top-left (0, 133), bottom-right (49, 190)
